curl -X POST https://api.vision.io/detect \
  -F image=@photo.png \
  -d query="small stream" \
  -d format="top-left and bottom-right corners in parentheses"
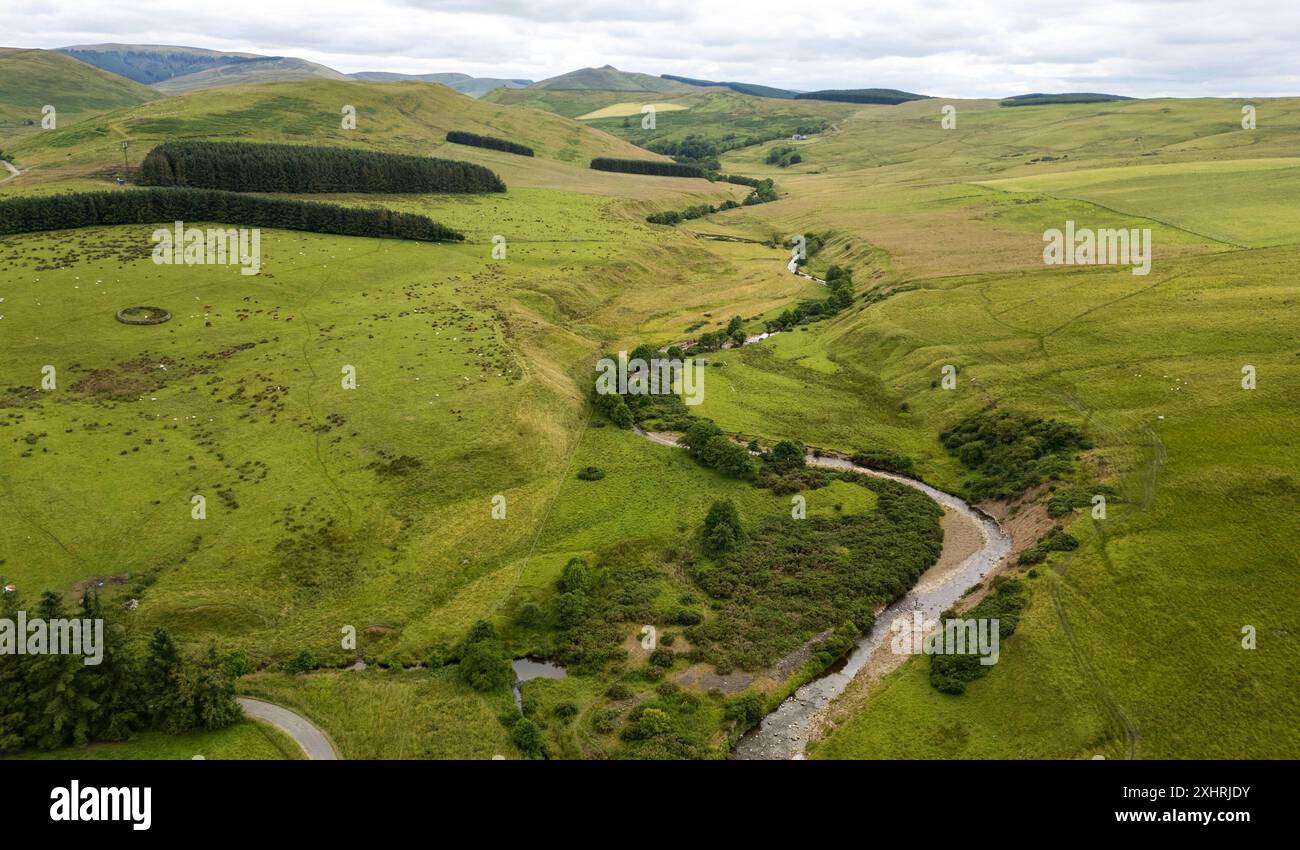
top-left (636, 242), bottom-right (1011, 758)
top-left (511, 658), bottom-right (566, 709)
top-left (730, 457), bottom-right (1011, 760)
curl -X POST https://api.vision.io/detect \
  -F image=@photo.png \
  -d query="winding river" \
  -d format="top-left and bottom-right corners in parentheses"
top-left (629, 432), bottom-right (1012, 760)
top-left (632, 244), bottom-right (1012, 758)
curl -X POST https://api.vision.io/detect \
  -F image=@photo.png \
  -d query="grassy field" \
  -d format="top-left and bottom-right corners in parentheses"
top-left (0, 77), bottom-right (662, 190)
top-left (2, 60), bottom-right (1298, 759)
top-left (0, 49), bottom-right (157, 145)
top-left (489, 87), bottom-right (855, 154)
top-left (9, 720), bottom-right (303, 760)
top-left (698, 97), bottom-right (1300, 759)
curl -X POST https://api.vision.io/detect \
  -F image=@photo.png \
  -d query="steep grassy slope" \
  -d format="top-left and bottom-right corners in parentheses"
top-left (488, 87), bottom-right (856, 166)
top-left (152, 57), bottom-right (349, 93)
top-left (0, 72), bottom-right (776, 758)
top-left (2, 78), bottom-right (666, 187)
top-left (0, 48), bottom-right (158, 141)
top-left (3, 63), bottom-right (1297, 760)
top-left (57, 43), bottom-right (264, 85)
top-left (673, 95), bottom-right (1300, 759)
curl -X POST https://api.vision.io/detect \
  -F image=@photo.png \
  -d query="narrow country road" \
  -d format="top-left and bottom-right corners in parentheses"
top-left (237, 697), bottom-right (340, 760)
top-left (0, 160), bottom-right (21, 183)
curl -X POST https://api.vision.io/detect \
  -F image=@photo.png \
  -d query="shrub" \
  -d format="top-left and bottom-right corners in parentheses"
top-left (284, 650), bottom-right (316, 674)
top-left (702, 500), bottom-right (744, 554)
top-left (929, 578), bottom-right (1028, 694)
top-left (554, 592), bottom-right (588, 630)
top-left (766, 440), bottom-right (806, 474)
top-left (223, 649), bottom-right (253, 678)
top-left (724, 693), bottom-right (765, 729)
top-left (621, 707), bottom-right (673, 739)
top-left (851, 447), bottom-right (917, 476)
top-left (1047, 484), bottom-right (1120, 518)
top-left (940, 411), bottom-right (1091, 501)
top-left (1018, 528), bottom-right (1080, 565)
top-left (648, 647), bottom-right (675, 668)
top-left (458, 620), bottom-right (512, 692)
top-left (672, 608), bottom-right (702, 626)
top-left (558, 558), bottom-right (593, 594)
top-left (766, 145), bottom-right (803, 167)
top-left (576, 466), bottom-right (606, 481)
top-left (514, 601), bottom-right (543, 626)
top-left (592, 709), bottom-right (617, 734)
top-left (510, 718), bottom-right (544, 757)
top-left (689, 475), bottom-right (942, 672)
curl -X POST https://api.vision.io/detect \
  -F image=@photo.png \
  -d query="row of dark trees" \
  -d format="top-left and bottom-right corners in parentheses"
top-left (794, 89), bottom-right (927, 105)
top-left (590, 157), bottom-right (705, 179)
top-left (643, 127), bottom-right (828, 173)
top-left (0, 188), bottom-right (464, 242)
top-left (646, 200), bottom-right (739, 225)
top-left (0, 589), bottom-right (241, 753)
top-left (446, 131), bottom-right (534, 157)
top-left (139, 140), bottom-right (507, 194)
top-left (768, 264), bottom-right (856, 331)
top-left (645, 177), bottom-right (776, 225)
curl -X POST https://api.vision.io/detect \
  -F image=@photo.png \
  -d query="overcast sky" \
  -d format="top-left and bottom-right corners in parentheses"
top-left (4, 0), bottom-right (1298, 97)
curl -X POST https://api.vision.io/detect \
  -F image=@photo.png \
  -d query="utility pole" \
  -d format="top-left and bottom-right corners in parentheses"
top-left (121, 140), bottom-right (129, 183)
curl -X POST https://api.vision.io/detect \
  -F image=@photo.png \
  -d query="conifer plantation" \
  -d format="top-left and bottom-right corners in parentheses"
top-left (140, 141), bottom-right (507, 193)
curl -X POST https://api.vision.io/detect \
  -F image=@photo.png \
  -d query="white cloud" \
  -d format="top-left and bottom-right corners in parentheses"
top-left (4, 0), bottom-right (1298, 96)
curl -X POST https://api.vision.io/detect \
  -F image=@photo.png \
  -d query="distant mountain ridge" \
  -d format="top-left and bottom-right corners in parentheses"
top-left (529, 66), bottom-right (695, 93)
top-left (349, 71), bottom-right (532, 98)
top-left (151, 57), bottom-right (347, 92)
top-left (57, 44), bottom-right (264, 84)
top-left (57, 44), bottom-right (534, 97)
top-left (1000, 92), bottom-right (1134, 106)
top-left (660, 74), bottom-right (799, 99)
top-left (0, 47), bottom-right (158, 131)
top-left (794, 88), bottom-right (929, 105)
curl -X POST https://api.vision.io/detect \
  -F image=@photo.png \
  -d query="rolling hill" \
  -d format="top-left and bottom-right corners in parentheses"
top-left (59, 43), bottom-right (349, 93)
top-left (349, 71), bottom-right (532, 98)
top-left (0, 48), bottom-right (159, 139)
top-left (151, 56), bottom-right (348, 93)
top-left (794, 88), bottom-right (929, 104)
top-left (58, 43), bottom-right (264, 84)
top-left (660, 74), bottom-right (799, 99)
top-left (2, 78), bottom-right (667, 188)
top-left (1000, 92), bottom-right (1135, 106)
top-left (529, 65), bottom-right (697, 93)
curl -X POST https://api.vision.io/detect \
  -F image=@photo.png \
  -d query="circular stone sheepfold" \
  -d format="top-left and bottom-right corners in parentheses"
top-left (115, 306), bottom-right (172, 325)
